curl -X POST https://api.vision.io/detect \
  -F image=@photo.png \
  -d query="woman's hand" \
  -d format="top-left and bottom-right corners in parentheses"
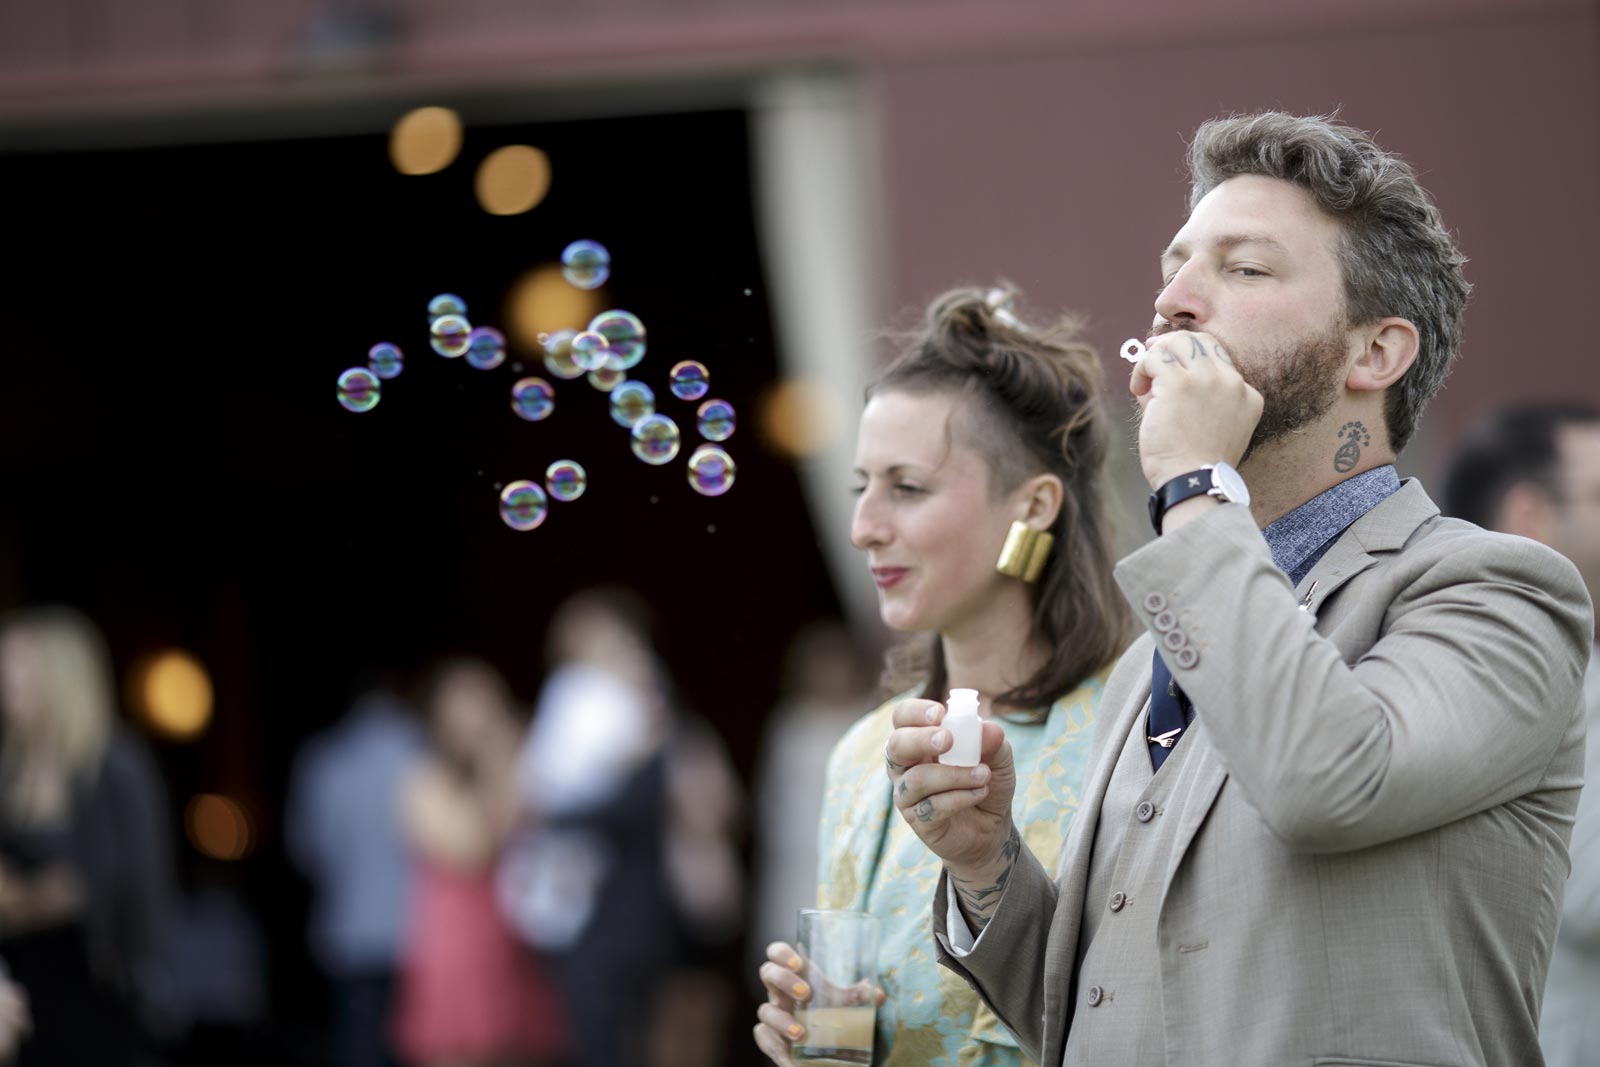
top-left (752, 941), bottom-right (809, 1066)
top-left (753, 941), bottom-right (886, 1065)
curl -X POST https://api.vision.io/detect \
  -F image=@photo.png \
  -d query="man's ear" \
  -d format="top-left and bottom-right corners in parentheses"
top-left (1347, 317), bottom-right (1419, 393)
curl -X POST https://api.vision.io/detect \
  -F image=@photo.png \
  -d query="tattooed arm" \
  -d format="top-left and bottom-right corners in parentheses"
top-left (948, 824), bottom-right (1023, 934)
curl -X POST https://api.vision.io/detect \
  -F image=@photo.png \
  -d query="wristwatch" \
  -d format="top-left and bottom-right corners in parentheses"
top-left (1148, 462), bottom-right (1250, 533)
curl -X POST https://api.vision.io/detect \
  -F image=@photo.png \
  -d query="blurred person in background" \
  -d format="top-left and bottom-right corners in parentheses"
top-left (750, 623), bottom-right (876, 964)
top-left (753, 285), bottom-right (1131, 1066)
top-left (285, 675), bottom-right (424, 1067)
top-left (0, 606), bottom-right (182, 1066)
top-left (391, 658), bottom-right (567, 1067)
top-left (1441, 404), bottom-right (1600, 1067)
top-left (502, 588), bottom-right (729, 1067)
top-left (0, 966), bottom-right (29, 1065)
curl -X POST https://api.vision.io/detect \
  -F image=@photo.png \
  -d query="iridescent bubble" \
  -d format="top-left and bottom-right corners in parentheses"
top-left (686, 444), bottom-right (736, 497)
top-left (697, 398), bottom-right (736, 441)
top-left (630, 414), bottom-right (681, 466)
top-left (588, 309), bottom-right (646, 371)
top-left (466, 326), bottom-right (506, 370)
top-left (431, 314), bottom-right (471, 357)
top-left (545, 460), bottom-right (587, 502)
top-left (570, 330), bottom-right (611, 372)
top-left (542, 329), bottom-right (584, 380)
top-left (498, 480), bottom-right (548, 531)
top-left (510, 377), bottom-right (555, 421)
top-left (561, 240), bottom-right (611, 290)
top-left (587, 366), bottom-right (624, 392)
top-left (368, 342), bottom-right (403, 380)
top-left (609, 380), bottom-right (656, 428)
top-left (669, 360), bottom-right (709, 401)
top-left (428, 293), bottom-right (467, 321)
top-left (337, 367), bottom-right (381, 413)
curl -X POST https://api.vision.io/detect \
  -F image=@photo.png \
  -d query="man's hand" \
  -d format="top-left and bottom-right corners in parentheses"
top-left (1130, 330), bottom-right (1262, 489)
top-left (884, 699), bottom-right (1020, 932)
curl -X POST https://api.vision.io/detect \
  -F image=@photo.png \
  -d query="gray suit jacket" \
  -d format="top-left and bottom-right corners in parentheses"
top-left (936, 480), bottom-right (1593, 1066)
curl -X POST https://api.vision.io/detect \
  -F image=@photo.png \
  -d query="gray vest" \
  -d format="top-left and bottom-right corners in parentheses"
top-left (1064, 703), bottom-right (1212, 1066)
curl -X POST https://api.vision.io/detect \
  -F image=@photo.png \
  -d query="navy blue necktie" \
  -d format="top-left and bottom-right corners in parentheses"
top-left (1147, 650), bottom-right (1193, 771)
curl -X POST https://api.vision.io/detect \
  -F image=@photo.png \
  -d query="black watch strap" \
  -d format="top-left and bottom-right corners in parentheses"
top-left (1147, 468), bottom-right (1215, 533)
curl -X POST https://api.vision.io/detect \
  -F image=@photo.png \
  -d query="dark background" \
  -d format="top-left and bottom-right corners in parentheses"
top-left (0, 105), bottom-right (842, 1049)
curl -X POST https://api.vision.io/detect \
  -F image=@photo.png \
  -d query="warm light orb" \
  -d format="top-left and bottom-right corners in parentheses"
top-left (506, 264), bottom-right (604, 353)
top-left (390, 106), bottom-right (463, 176)
top-left (758, 379), bottom-right (845, 458)
top-left (475, 145), bottom-right (552, 216)
top-left (136, 650), bottom-right (214, 741)
top-left (185, 794), bottom-right (252, 861)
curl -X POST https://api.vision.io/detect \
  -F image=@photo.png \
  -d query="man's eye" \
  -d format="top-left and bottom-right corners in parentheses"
top-left (1232, 266), bottom-right (1266, 277)
top-left (894, 484), bottom-right (924, 496)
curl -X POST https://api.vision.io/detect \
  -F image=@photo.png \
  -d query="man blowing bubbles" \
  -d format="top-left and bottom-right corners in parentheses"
top-left (885, 113), bottom-right (1593, 1067)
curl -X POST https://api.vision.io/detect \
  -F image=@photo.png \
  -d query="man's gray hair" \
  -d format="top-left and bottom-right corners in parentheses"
top-left (1187, 112), bottom-right (1471, 453)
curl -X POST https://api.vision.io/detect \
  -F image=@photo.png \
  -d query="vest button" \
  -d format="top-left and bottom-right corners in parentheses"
top-left (1086, 985), bottom-right (1104, 1007)
top-left (1108, 892), bottom-right (1126, 912)
top-left (1135, 801), bottom-right (1155, 823)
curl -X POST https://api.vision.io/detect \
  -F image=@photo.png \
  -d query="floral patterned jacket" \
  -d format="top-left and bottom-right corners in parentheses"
top-left (815, 668), bottom-right (1110, 1067)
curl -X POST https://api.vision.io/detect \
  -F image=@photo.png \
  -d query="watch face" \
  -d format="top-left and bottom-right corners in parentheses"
top-left (1211, 462), bottom-right (1251, 506)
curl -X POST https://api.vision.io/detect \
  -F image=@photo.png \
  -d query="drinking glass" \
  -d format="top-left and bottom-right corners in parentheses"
top-left (792, 908), bottom-right (880, 1067)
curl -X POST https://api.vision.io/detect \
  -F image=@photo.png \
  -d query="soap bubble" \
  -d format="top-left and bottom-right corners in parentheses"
top-left (609, 380), bottom-right (655, 428)
top-left (588, 309), bottom-right (646, 371)
top-left (337, 368), bottom-right (381, 413)
top-left (570, 330), bottom-right (611, 372)
top-left (542, 329), bottom-right (584, 380)
top-left (686, 444), bottom-right (736, 496)
top-left (428, 293), bottom-right (467, 321)
top-left (587, 366), bottom-right (624, 392)
top-left (697, 398), bottom-right (736, 441)
top-left (368, 342), bottom-right (403, 380)
top-left (561, 240), bottom-right (611, 290)
top-left (465, 326), bottom-right (506, 370)
top-left (545, 460), bottom-right (587, 502)
top-left (630, 414), bottom-right (681, 466)
top-left (430, 314), bottom-right (471, 357)
top-left (510, 377), bottom-right (555, 421)
top-left (669, 360), bottom-right (709, 401)
top-left (498, 480), bottom-right (548, 531)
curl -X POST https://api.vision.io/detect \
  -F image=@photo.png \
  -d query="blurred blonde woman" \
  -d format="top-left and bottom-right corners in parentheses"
top-left (0, 606), bottom-right (178, 1065)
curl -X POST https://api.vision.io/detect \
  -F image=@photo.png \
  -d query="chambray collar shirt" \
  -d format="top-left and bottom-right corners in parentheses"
top-left (1262, 465), bottom-right (1401, 585)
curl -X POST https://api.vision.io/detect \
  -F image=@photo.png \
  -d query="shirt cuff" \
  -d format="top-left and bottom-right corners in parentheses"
top-left (943, 870), bottom-right (981, 956)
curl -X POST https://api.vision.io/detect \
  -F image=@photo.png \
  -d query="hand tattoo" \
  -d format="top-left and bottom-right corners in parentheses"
top-left (915, 799), bottom-right (934, 823)
top-left (949, 825), bottom-right (1022, 934)
top-left (1335, 421), bottom-right (1371, 473)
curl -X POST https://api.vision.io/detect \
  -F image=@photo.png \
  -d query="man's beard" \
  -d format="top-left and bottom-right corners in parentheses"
top-left (1149, 321), bottom-right (1350, 464)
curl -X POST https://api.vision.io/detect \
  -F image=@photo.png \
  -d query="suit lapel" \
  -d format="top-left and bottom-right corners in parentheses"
top-left (1159, 725), bottom-right (1228, 898)
top-left (1294, 478), bottom-right (1439, 615)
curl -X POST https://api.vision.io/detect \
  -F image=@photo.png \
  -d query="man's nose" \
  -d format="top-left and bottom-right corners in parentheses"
top-left (1155, 262), bottom-right (1208, 327)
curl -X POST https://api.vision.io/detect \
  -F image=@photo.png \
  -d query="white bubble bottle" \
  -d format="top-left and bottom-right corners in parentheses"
top-left (937, 688), bottom-right (982, 767)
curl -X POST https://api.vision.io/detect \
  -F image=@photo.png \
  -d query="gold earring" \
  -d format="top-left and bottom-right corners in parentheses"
top-left (996, 521), bottom-right (1054, 583)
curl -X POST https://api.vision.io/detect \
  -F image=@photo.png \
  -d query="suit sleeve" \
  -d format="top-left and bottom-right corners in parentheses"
top-left (1116, 504), bottom-right (1593, 854)
top-left (930, 846), bottom-right (1056, 1063)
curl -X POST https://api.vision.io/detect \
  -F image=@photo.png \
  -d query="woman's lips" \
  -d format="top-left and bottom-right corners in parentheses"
top-left (872, 567), bottom-right (908, 589)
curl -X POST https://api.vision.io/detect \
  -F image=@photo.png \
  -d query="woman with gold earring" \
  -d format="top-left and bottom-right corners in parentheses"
top-left (753, 285), bottom-right (1131, 1067)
